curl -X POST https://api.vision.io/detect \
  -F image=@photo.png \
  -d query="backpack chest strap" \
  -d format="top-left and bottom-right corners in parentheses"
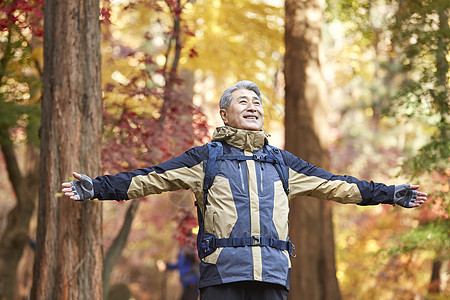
top-left (217, 154), bottom-right (277, 163)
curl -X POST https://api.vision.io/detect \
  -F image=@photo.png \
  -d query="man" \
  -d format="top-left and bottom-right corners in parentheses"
top-left (62, 80), bottom-right (427, 300)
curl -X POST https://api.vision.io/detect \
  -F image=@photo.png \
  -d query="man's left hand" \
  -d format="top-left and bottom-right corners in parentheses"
top-left (394, 184), bottom-right (427, 208)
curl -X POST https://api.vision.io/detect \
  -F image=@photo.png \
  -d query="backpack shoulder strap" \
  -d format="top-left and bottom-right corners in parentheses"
top-left (265, 145), bottom-right (289, 195)
top-left (203, 141), bottom-right (223, 196)
top-left (197, 141), bottom-right (223, 258)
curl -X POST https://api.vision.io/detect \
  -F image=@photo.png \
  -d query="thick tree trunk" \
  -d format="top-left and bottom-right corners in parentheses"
top-left (31, 0), bottom-right (103, 299)
top-left (285, 0), bottom-right (341, 299)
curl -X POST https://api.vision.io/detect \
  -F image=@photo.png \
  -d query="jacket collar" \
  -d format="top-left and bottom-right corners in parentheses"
top-left (211, 126), bottom-right (269, 152)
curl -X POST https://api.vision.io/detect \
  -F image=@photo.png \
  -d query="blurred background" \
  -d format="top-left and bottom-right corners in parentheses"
top-left (0, 0), bottom-right (448, 299)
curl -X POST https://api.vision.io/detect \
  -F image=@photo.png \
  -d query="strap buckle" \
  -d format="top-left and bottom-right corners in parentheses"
top-left (253, 154), bottom-right (262, 161)
top-left (288, 238), bottom-right (296, 257)
top-left (198, 233), bottom-right (218, 259)
top-left (203, 236), bottom-right (216, 251)
top-left (252, 236), bottom-right (261, 246)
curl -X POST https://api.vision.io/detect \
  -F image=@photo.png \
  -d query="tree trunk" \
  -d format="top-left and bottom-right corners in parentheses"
top-left (435, 8), bottom-right (449, 117)
top-left (284, 0), bottom-right (341, 299)
top-left (31, 0), bottom-right (103, 299)
top-left (0, 20), bottom-right (40, 300)
top-left (428, 259), bottom-right (442, 294)
top-left (426, 8), bottom-right (448, 297)
top-left (0, 142), bottom-right (39, 300)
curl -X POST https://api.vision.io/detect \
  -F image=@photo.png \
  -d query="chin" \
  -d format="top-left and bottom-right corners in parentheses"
top-left (242, 125), bottom-right (262, 131)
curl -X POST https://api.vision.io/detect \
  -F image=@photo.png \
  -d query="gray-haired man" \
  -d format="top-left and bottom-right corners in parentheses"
top-left (63, 80), bottom-right (427, 300)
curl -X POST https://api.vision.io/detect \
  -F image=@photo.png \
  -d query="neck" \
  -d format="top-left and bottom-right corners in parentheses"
top-left (211, 126), bottom-right (268, 152)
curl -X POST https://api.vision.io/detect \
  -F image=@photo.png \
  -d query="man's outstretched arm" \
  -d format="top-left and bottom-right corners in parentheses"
top-left (282, 150), bottom-right (428, 208)
top-left (61, 145), bottom-right (209, 201)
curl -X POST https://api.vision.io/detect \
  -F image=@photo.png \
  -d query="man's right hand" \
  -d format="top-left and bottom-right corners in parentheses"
top-left (61, 172), bottom-right (94, 201)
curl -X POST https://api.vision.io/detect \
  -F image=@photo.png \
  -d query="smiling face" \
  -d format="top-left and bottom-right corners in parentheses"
top-left (220, 89), bottom-right (264, 131)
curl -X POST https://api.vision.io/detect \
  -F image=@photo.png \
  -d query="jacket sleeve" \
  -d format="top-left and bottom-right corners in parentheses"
top-left (281, 150), bottom-right (395, 205)
top-left (92, 145), bottom-right (208, 201)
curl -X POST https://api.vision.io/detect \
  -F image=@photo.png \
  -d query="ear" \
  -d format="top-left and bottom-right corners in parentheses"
top-left (220, 109), bottom-right (229, 125)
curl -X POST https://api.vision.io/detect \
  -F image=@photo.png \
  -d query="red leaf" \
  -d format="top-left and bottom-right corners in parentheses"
top-left (189, 48), bottom-right (198, 58)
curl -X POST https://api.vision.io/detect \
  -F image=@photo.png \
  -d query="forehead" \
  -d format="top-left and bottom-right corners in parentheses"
top-left (231, 89), bottom-right (259, 100)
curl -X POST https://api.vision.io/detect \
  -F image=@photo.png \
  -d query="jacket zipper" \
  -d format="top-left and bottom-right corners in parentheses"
top-left (238, 162), bottom-right (245, 191)
top-left (260, 163), bottom-right (264, 193)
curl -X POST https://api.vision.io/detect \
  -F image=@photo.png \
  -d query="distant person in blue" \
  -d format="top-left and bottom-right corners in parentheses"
top-left (159, 247), bottom-right (199, 300)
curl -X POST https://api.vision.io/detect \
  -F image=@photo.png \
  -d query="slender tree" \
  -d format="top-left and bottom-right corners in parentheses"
top-left (100, 3), bottom-right (204, 296)
top-left (31, 0), bottom-right (103, 298)
top-left (0, 1), bottom-right (43, 298)
top-left (285, 0), bottom-right (341, 299)
top-left (0, 142), bottom-right (39, 300)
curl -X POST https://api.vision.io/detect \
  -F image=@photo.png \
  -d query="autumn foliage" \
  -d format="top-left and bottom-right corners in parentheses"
top-left (0, 0), bottom-right (43, 36)
top-left (0, 0), bottom-right (448, 299)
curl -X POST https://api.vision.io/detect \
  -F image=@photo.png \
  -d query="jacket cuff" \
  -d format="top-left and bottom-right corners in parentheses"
top-left (357, 184), bottom-right (396, 206)
top-left (386, 185), bottom-right (395, 203)
top-left (92, 178), bottom-right (101, 200)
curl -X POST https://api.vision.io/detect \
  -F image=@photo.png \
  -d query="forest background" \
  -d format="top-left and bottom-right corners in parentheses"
top-left (0, 0), bottom-right (448, 299)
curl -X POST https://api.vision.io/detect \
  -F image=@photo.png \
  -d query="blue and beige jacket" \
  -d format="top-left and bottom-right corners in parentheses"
top-left (92, 126), bottom-right (395, 289)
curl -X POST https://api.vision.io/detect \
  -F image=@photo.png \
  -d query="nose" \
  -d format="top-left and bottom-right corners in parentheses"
top-left (246, 102), bottom-right (257, 111)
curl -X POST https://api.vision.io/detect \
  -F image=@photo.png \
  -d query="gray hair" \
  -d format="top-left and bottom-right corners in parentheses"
top-left (219, 80), bottom-right (262, 109)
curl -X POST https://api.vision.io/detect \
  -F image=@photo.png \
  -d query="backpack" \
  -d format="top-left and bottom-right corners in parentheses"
top-left (196, 141), bottom-right (295, 259)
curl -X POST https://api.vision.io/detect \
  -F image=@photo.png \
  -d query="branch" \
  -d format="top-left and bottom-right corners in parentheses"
top-left (103, 200), bottom-right (140, 297)
top-left (0, 129), bottom-right (23, 195)
top-left (17, 28), bottom-right (43, 77)
top-left (159, 0), bottom-right (182, 123)
top-left (0, 26), bottom-right (13, 82)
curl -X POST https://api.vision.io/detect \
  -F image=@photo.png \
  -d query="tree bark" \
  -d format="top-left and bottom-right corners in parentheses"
top-left (31, 0), bottom-right (103, 299)
top-left (285, 0), bottom-right (341, 299)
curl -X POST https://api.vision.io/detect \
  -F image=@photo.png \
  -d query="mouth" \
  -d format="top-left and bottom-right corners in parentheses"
top-left (244, 115), bottom-right (258, 120)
